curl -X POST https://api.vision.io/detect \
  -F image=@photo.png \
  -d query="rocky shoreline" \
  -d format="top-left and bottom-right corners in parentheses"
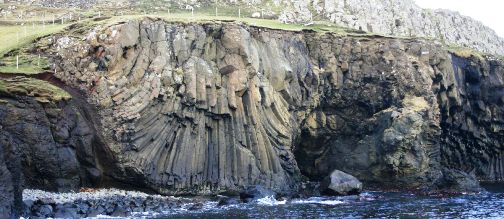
top-left (21, 187), bottom-right (383, 218)
top-left (22, 188), bottom-right (212, 218)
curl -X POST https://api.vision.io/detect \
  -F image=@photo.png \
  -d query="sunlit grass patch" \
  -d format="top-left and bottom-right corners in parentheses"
top-left (0, 54), bottom-right (50, 74)
top-left (0, 77), bottom-right (71, 102)
top-left (447, 45), bottom-right (484, 60)
top-left (0, 23), bottom-right (69, 56)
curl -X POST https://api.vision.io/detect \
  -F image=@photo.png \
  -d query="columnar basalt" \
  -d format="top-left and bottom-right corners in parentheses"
top-left (439, 55), bottom-right (504, 181)
top-left (44, 18), bottom-right (503, 195)
top-left (54, 20), bottom-right (310, 194)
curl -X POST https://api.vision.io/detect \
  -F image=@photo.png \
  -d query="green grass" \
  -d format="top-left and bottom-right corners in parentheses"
top-left (447, 45), bottom-right (485, 60)
top-left (0, 77), bottom-right (71, 102)
top-left (0, 23), bottom-right (69, 56)
top-left (99, 12), bottom-right (365, 36)
top-left (0, 5), bottom-right (366, 76)
top-left (0, 54), bottom-right (50, 74)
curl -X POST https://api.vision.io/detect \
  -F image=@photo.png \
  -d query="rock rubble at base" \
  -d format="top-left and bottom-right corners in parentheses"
top-left (22, 189), bottom-right (199, 218)
top-left (23, 189), bottom-right (167, 204)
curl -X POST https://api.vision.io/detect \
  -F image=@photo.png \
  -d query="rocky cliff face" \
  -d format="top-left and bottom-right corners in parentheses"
top-left (0, 76), bottom-right (117, 217)
top-left (440, 55), bottom-right (504, 181)
top-left (54, 20), bottom-right (306, 195)
top-left (0, 82), bottom-right (106, 192)
top-left (36, 18), bottom-right (502, 195)
top-left (0, 135), bottom-right (17, 218)
top-left (278, 0), bottom-right (504, 56)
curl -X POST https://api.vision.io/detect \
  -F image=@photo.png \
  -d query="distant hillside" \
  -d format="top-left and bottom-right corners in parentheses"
top-left (261, 0), bottom-right (504, 56)
top-left (2, 0), bottom-right (503, 55)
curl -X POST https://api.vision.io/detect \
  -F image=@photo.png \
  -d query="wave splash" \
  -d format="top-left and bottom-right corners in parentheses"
top-left (256, 196), bottom-right (287, 206)
top-left (291, 197), bottom-right (345, 205)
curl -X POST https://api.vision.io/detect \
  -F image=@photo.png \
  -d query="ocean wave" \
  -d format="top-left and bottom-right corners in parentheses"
top-left (291, 197), bottom-right (345, 206)
top-left (256, 196), bottom-right (287, 206)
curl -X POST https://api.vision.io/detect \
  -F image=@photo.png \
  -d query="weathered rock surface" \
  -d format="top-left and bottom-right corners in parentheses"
top-left (0, 94), bottom-right (103, 192)
top-left (46, 18), bottom-right (504, 196)
top-left (279, 0), bottom-right (504, 56)
top-left (54, 19), bottom-right (306, 195)
top-left (0, 138), bottom-right (16, 218)
top-left (321, 170), bottom-right (362, 195)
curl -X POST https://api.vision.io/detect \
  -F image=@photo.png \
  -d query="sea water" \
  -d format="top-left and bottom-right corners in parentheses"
top-left (148, 185), bottom-right (504, 218)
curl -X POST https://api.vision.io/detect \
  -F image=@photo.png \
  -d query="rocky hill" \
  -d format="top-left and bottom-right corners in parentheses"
top-left (236, 0), bottom-right (504, 56)
top-left (282, 0), bottom-right (504, 56)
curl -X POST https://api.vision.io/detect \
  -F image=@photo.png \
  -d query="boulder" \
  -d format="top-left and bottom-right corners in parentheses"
top-left (321, 170), bottom-right (363, 196)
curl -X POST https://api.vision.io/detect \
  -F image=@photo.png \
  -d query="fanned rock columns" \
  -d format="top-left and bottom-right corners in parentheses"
top-left (55, 20), bottom-right (313, 194)
top-left (51, 18), bottom-right (504, 194)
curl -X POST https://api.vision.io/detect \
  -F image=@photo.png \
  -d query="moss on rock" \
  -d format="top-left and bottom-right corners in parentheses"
top-left (0, 77), bottom-right (71, 103)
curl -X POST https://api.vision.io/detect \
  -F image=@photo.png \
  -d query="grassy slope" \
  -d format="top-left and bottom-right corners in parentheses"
top-left (0, 23), bottom-right (68, 56)
top-left (0, 23), bottom-right (68, 74)
top-left (0, 77), bottom-right (71, 102)
top-left (99, 12), bottom-right (365, 35)
top-left (0, 5), bottom-right (363, 75)
top-left (447, 45), bottom-right (485, 60)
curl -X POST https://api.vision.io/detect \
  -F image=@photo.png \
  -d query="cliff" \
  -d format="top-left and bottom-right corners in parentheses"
top-left (54, 18), bottom-right (504, 191)
top-left (278, 0), bottom-right (504, 56)
top-left (1, 17), bottom-right (503, 216)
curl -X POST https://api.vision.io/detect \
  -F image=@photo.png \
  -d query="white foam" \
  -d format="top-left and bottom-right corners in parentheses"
top-left (256, 196), bottom-right (287, 206)
top-left (291, 197), bottom-right (345, 206)
top-left (22, 188), bottom-right (173, 204)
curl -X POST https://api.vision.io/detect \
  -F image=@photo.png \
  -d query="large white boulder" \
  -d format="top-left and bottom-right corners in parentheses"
top-left (322, 170), bottom-right (363, 196)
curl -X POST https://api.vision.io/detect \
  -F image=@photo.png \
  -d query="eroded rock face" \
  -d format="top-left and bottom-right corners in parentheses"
top-left (0, 140), bottom-right (16, 218)
top-left (439, 55), bottom-right (504, 181)
top-left (0, 90), bottom-right (105, 193)
top-left (49, 19), bottom-right (504, 195)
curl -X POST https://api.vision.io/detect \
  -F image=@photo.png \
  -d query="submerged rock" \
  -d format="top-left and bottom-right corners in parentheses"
top-left (217, 196), bottom-right (241, 206)
top-left (321, 170), bottom-right (363, 196)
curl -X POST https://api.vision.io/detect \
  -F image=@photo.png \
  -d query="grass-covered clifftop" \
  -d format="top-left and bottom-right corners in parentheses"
top-left (0, 77), bottom-right (71, 102)
top-left (0, 3), bottom-right (366, 76)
